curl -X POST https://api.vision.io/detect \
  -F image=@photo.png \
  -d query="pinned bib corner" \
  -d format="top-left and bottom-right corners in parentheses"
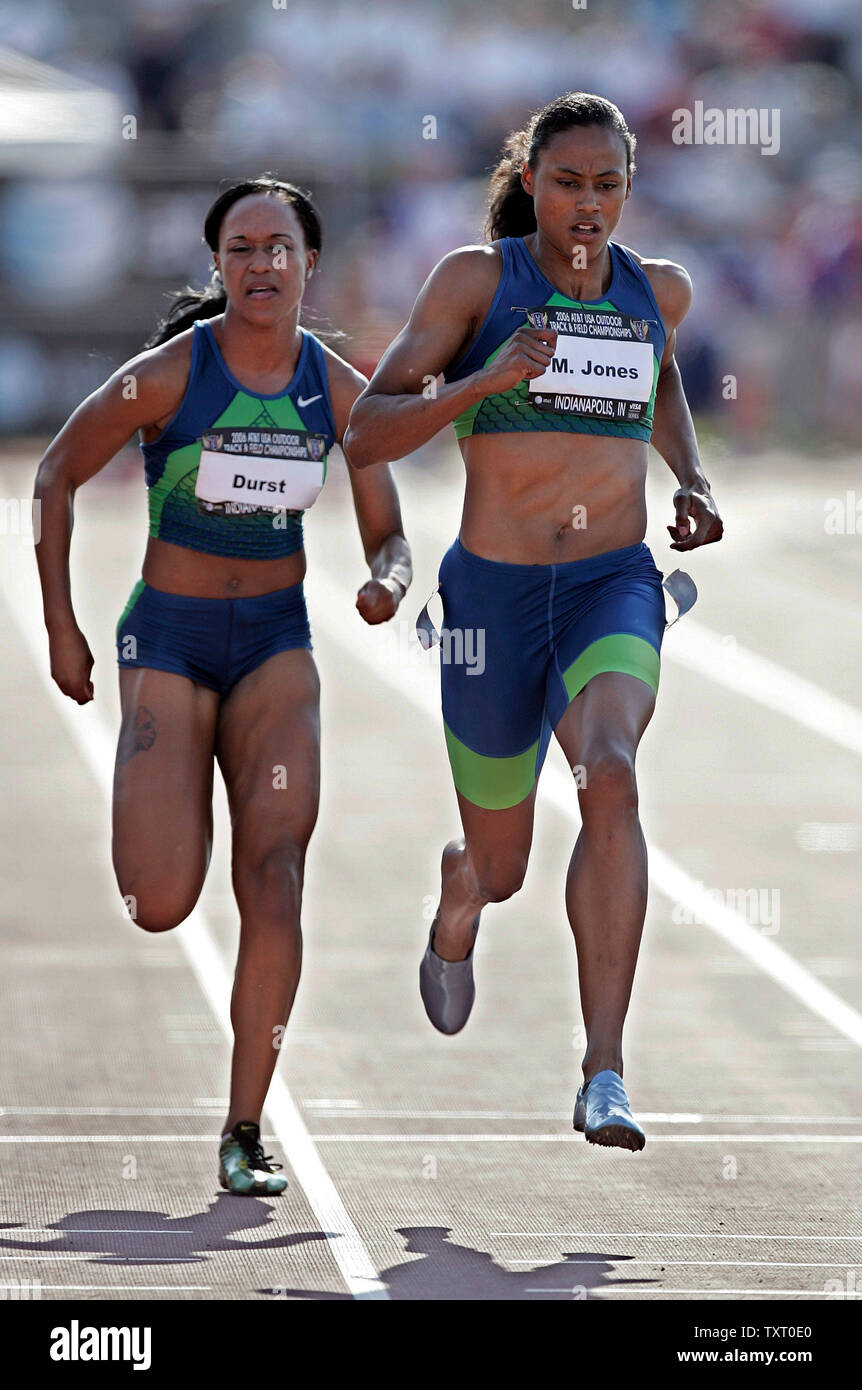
top-left (415, 586), bottom-right (441, 650)
top-left (662, 569), bottom-right (698, 628)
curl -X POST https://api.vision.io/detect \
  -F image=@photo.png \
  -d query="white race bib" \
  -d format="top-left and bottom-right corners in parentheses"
top-left (525, 306), bottom-right (654, 422)
top-left (195, 427), bottom-right (327, 515)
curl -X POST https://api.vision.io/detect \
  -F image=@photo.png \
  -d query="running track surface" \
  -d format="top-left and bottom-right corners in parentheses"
top-left (1, 440), bottom-right (860, 1301)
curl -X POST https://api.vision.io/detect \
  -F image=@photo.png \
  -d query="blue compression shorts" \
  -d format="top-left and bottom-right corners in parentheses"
top-left (436, 538), bottom-right (666, 810)
top-left (115, 579), bottom-right (312, 696)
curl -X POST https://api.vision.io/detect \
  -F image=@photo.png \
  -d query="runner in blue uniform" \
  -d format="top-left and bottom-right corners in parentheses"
top-left (34, 177), bottom-right (411, 1192)
top-left (347, 94), bottom-right (723, 1150)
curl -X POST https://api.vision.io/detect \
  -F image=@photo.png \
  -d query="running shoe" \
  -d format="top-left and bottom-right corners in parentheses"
top-left (573, 1069), bottom-right (645, 1151)
top-left (218, 1121), bottom-right (288, 1195)
top-left (419, 914), bottom-right (480, 1035)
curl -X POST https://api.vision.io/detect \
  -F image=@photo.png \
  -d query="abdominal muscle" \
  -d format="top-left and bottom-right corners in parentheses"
top-left (458, 431), bottom-right (649, 565)
top-left (142, 535), bottom-right (307, 598)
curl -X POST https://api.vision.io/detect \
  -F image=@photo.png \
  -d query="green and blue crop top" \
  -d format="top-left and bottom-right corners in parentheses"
top-left (140, 320), bottom-right (338, 560)
top-left (444, 239), bottom-right (666, 443)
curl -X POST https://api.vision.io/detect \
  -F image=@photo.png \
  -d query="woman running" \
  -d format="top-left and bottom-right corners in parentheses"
top-left (34, 176), bottom-right (411, 1192)
top-left (346, 93), bottom-right (723, 1151)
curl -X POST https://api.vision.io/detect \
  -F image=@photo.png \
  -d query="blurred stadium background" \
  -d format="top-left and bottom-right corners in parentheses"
top-left (1, 0), bottom-right (861, 448)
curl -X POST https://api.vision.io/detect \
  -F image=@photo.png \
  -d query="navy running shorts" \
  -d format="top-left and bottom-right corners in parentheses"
top-left (115, 578), bottom-right (312, 696)
top-left (437, 538), bottom-right (666, 810)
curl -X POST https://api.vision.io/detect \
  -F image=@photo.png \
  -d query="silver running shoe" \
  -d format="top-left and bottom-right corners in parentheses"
top-left (419, 915), bottom-right (480, 1035)
top-left (573, 1069), bottom-right (646, 1151)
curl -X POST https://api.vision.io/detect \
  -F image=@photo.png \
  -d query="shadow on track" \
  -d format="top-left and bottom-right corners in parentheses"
top-left (0, 1195), bottom-right (333, 1267)
top-left (258, 1225), bottom-right (659, 1300)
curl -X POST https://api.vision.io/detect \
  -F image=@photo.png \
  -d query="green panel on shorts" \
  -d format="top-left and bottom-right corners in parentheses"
top-left (562, 633), bottom-right (660, 703)
top-left (443, 719), bottom-right (539, 811)
top-left (116, 577), bottom-right (146, 640)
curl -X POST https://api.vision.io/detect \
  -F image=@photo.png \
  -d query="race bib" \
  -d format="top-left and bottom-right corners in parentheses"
top-left (525, 306), bottom-right (655, 422)
top-left (195, 427), bottom-right (327, 516)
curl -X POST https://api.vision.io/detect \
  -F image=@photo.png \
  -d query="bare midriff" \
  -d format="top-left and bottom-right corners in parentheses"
top-left (458, 431), bottom-right (649, 564)
top-left (141, 535), bottom-right (307, 598)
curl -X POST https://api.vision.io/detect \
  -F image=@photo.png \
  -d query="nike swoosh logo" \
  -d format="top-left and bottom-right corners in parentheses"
top-left (297, 393), bottom-right (322, 407)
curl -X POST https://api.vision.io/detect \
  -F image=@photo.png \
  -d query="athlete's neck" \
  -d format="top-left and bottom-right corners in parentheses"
top-left (525, 233), bottom-right (613, 302)
top-left (216, 305), bottom-right (303, 379)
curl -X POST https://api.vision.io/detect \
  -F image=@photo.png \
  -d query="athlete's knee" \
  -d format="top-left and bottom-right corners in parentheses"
top-left (123, 889), bottom-right (200, 934)
top-left (237, 838), bottom-right (307, 916)
top-left (472, 853), bottom-right (528, 904)
top-left (580, 743), bottom-right (639, 811)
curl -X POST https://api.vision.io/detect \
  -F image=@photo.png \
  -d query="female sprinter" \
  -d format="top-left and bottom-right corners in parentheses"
top-left (34, 177), bottom-right (411, 1192)
top-left (346, 94), bottom-right (722, 1151)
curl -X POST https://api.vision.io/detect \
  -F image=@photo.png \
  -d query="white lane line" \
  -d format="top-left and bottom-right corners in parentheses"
top-left (628, 839), bottom-right (862, 1049)
top-left (492, 1231), bottom-right (862, 1241)
top-left (6, 1106), bottom-right (862, 1124)
top-left (4, 1131), bottom-right (862, 1144)
top-left (665, 616), bottom-right (862, 757)
top-left (309, 1134), bottom-right (862, 1143)
top-left (0, 1255), bottom-right (199, 1263)
top-left (307, 568), bottom-right (862, 1050)
top-left (175, 920), bottom-right (384, 1302)
top-left (0, 577), bottom-right (386, 1303)
top-left (297, 1109), bottom-right (862, 1124)
top-left (0, 1107), bottom-right (226, 1117)
top-left (9, 1228), bottom-right (192, 1234)
top-left (0, 1253), bottom-right (852, 1273)
top-left (303, 1100), bottom-right (363, 1109)
top-left (547, 1287), bottom-right (852, 1298)
top-left (0, 1136), bottom-right (273, 1143)
top-left (0, 1284), bottom-right (212, 1291)
top-left (507, 1259), bottom-right (860, 1269)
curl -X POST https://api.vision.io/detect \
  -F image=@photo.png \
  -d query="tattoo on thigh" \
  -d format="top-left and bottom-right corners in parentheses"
top-left (118, 704), bottom-right (157, 764)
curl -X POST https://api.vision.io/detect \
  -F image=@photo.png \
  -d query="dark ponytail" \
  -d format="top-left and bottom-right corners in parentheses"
top-left (145, 174), bottom-right (324, 348)
top-left (485, 92), bottom-right (637, 242)
top-left (485, 127), bottom-right (536, 242)
top-left (144, 273), bottom-right (226, 348)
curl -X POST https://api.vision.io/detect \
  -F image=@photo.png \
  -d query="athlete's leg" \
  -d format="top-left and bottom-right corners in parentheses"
top-left (553, 670), bottom-right (657, 1084)
top-left (214, 649), bottom-right (320, 1131)
top-left (430, 788), bottom-right (537, 961)
top-left (432, 542), bottom-right (548, 961)
top-left (112, 667), bottom-right (219, 932)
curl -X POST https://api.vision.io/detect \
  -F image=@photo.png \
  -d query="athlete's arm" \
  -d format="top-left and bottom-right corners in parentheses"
top-left (344, 246), bottom-right (557, 468)
top-left (636, 256), bottom-right (724, 552)
top-left (325, 347), bottom-right (412, 625)
top-left (33, 336), bottom-right (193, 702)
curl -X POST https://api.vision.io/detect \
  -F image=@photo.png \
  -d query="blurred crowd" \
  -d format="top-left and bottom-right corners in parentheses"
top-left (1, 0), bottom-right (861, 445)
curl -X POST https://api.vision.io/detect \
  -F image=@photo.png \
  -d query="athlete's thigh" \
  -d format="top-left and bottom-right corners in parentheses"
top-left (215, 649), bottom-right (321, 878)
top-left (438, 540), bottom-right (549, 816)
top-left (549, 548), bottom-right (665, 770)
top-left (456, 784), bottom-right (537, 888)
top-left (112, 666), bottom-right (220, 912)
top-left (554, 669), bottom-right (657, 771)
